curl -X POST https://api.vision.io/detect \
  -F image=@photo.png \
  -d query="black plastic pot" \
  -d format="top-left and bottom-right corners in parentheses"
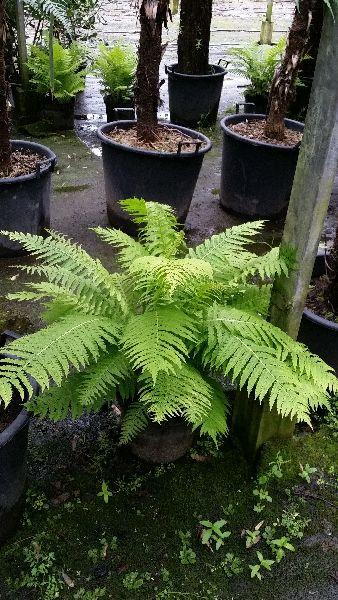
top-left (41, 97), bottom-right (75, 130)
top-left (298, 252), bottom-right (338, 374)
top-left (130, 420), bottom-right (194, 463)
top-left (0, 140), bottom-right (56, 258)
top-left (97, 120), bottom-right (212, 232)
top-left (0, 331), bottom-right (38, 546)
top-left (244, 91), bottom-right (268, 115)
top-left (166, 63), bottom-right (227, 128)
top-left (220, 114), bottom-right (304, 218)
top-left (104, 95), bottom-right (134, 122)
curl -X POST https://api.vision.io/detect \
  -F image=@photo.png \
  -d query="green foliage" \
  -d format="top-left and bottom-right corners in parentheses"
top-left (97, 481), bottom-right (113, 504)
top-left (249, 551), bottom-right (275, 580)
top-left (122, 571), bottom-right (151, 590)
top-left (229, 38), bottom-right (286, 96)
top-left (200, 519), bottom-right (231, 551)
top-left (299, 463), bottom-right (317, 483)
top-left (218, 553), bottom-right (244, 577)
top-left (178, 531), bottom-right (197, 565)
top-left (13, 541), bottom-right (62, 599)
top-left (73, 588), bottom-right (106, 600)
top-left (1, 200), bottom-right (336, 447)
top-left (270, 536), bottom-right (295, 563)
top-left (93, 42), bottom-right (136, 101)
top-left (27, 40), bottom-right (87, 101)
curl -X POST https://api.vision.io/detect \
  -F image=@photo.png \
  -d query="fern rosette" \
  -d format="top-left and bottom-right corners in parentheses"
top-left (0, 200), bottom-right (336, 444)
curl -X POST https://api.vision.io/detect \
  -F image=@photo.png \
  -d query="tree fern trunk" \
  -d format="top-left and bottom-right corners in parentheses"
top-left (177, 0), bottom-right (213, 75)
top-left (265, 0), bottom-right (316, 140)
top-left (135, 0), bottom-right (169, 142)
top-left (0, 0), bottom-right (11, 169)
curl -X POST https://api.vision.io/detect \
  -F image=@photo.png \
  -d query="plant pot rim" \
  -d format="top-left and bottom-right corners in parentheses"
top-left (220, 114), bottom-right (304, 152)
top-left (0, 140), bottom-right (57, 185)
top-left (302, 308), bottom-right (338, 332)
top-left (0, 408), bottom-right (29, 448)
top-left (97, 120), bottom-right (212, 158)
top-left (166, 63), bottom-right (227, 79)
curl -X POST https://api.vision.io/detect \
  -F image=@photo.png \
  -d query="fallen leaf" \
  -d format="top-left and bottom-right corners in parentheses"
top-left (62, 572), bottom-right (75, 587)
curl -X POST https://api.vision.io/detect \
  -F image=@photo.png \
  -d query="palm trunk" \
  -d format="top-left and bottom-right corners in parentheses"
top-left (177, 0), bottom-right (213, 75)
top-left (326, 227), bottom-right (338, 315)
top-left (265, 0), bottom-right (316, 140)
top-left (135, 0), bottom-right (170, 142)
top-left (0, 0), bottom-right (11, 169)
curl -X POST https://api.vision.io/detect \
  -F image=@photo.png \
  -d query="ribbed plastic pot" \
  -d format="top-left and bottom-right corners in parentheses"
top-left (0, 140), bottom-right (56, 258)
top-left (130, 420), bottom-right (194, 463)
top-left (103, 95), bottom-right (134, 122)
top-left (0, 331), bottom-right (38, 546)
top-left (166, 64), bottom-right (227, 128)
top-left (97, 120), bottom-right (212, 232)
top-left (220, 114), bottom-right (304, 218)
top-left (298, 253), bottom-right (338, 374)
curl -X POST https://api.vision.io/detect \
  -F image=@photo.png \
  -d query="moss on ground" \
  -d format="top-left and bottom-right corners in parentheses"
top-left (0, 424), bottom-right (336, 600)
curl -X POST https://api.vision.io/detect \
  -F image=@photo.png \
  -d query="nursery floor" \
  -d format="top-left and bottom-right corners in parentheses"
top-left (0, 414), bottom-right (337, 600)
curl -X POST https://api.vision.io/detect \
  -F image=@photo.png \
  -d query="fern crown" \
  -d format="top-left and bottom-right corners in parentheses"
top-left (0, 199), bottom-right (336, 444)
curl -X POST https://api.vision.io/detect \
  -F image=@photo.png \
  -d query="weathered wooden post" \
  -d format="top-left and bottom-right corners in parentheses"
top-left (232, 1), bottom-right (338, 459)
top-left (260, 0), bottom-right (274, 45)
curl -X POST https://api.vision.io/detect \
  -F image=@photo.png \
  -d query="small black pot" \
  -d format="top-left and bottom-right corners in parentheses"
top-left (0, 331), bottom-right (38, 546)
top-left (220, 114), bottom-right (304, 218)
top-left (104, 95), bottom-right (134, 123)
top-left (298, 252), bottom-right (338, 374)
top-left (97, 120), bottom-right (212, 232)
top-left (41, 97), bottom-right (75, 130)
top-left (130, 420), bottom-right (194, 463)
top-left (166, 63), bottom-right (227, 128)
top-left (0, 140), bottom-right (56, 258)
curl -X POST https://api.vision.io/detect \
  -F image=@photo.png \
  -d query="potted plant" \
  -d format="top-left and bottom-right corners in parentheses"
top-left (27, 39), bottom-right (87, 130)
top-left (97, 0), bottom-right (212, 233)
top-left (0, 331), bottom-right (38, 546)
top-left (220, 0), bottom-right (315, 219)
top-left (0, 0), bottom-right (56, 258)
top-left (93, 42), bottom-right (136, 123)
top-left (229, 38), bottom-right (286, 116)
top-left (166, 0), bottom-right (228, 128)
top-left (298, 232), bottom-right (338, 373)
top-left (0, 201), bottom-right (336, 464)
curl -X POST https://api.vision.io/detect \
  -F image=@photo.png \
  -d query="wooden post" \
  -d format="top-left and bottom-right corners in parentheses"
top-left (260, 0), bottom-right (274, 45)
top-left (15, 0), bottom-right (28, 88)
top-left (232, 3), bottom-right (338, 460)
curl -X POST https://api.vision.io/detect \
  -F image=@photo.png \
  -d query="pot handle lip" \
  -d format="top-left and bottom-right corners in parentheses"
top-left (236, 102), bottom-right (256, 114)
top-left (218, 58), bottom-right (230, 69)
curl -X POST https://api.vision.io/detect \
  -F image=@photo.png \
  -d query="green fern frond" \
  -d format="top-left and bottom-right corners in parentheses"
top-left (188, 221), bottom-right (266, 277)
top-left (228, 283), bottom-right (272, 317)
top-left (26, 374), bottom-right (84, 420)
top-left (120, 198), bottom-right (186, 258)
top-left (93, 227), bottom-right (149, 268)
top-left (192, 382), bottom-right (229, 444)
top-left (120, 402), bottom-right (148, 444)
top-left (0, 315), bottom-right (121, 406)
top-left (122, 307), bottom-right (197, 382)
top-left (77, 352), bottom-right (131, 407)
top-left (237, 247), bottom-right (289, 281)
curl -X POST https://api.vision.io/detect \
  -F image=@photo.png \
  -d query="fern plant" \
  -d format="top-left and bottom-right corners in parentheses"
top-left (93, 43), bottom-right (136, 102)
top-left (229, 38), bottom-right (286, 97)
top-left (0, 200), bottom-right (336, 445)
top-left (27, 40), bottom-right (87, 102)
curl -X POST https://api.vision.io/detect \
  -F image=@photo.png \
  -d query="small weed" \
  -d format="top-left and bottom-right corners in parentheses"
top-left (270, 536), bottom-right (295, 562)
top-left (122, 571), bottom-right (151, 590)
top-left (97, 481), bottom-right (113, 504)
top-left (249, 551), bottom-right (275, 581)
top-left (73, 588), bottom-right (106, 600)
top-left (299, 463), bottom-right (317, 483)
top-left (219, 553), bottom-right (244, 577)
top-left (244, 521), bottom-right (264, 548)
top-left (178, 531), bottom-right (197, 565)
top-left (12, 540), bottom-right (62, 599)
top-left (199, 519), bottom-right (231, 551)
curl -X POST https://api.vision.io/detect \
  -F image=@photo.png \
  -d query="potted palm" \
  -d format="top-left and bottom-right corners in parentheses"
top-left (93, 42), bottom-right (136, 123)
top-left (220, 0), bottom-right (316, 219)
top-left (0, 0), bottom-right (56, 258)
top-left (298, 232), bottom-right (338, 373)
top-left (97, 0), bottom-right (212, 232)
top-left (27, 40), bottom-right (87, 130)
top-left (0, 331), bottom-right (38, 546)
top-left (0, 201), bottom-right (336, 464)
top-left (166, 0), bottom-right (227, 128)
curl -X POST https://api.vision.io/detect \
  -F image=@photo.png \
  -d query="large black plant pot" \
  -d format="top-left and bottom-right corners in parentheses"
top-left (41, 97), bottom-right (75, 130)
top-left (298, 253), bottom-right (338, 374)
top-left (130, 420), bottom-right (194, 463)
top-left (220, 114), bottom-right (304, 218)
top-left (0, 140), bottom-right (56, 258)
top-left (97, 120), bottom-right (212, 232)
top-left (0, 331), bottom-right (38, 546)
top-left (103, 95), bottom-right (134, 123)
top-left (166, 63), bottom-right (227, 128)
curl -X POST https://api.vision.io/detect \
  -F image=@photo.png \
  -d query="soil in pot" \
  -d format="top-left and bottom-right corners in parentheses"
top-left (306, 275), bottom-right (337, 324)
top-left (104, 123), bottom-right (207, 153)
top-left (229, 120), bottom-right (303, 148)
top-left (130, 420), bottom-right (194, 463)
top-left (0, 149), bottom-right (43, 179)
